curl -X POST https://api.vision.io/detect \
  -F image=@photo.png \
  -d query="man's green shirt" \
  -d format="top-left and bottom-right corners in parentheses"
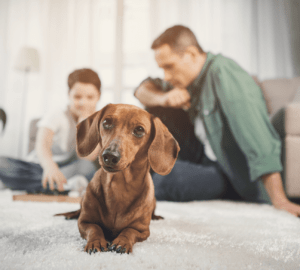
top-left (142, 52), bottom-right (282, 202)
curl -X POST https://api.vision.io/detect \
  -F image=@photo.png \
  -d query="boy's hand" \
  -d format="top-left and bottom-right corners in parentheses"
top-left (42, 163), bottom-right (67, 191)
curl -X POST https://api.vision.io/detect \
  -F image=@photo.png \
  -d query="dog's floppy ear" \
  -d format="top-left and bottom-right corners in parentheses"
top-left (148, 117), bottom-right (180, 175)
top-left (76, 105), bottom-right (108, 157)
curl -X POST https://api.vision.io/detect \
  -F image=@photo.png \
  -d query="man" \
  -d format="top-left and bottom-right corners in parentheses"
top-left (135, 25), bottom-right (300, 217)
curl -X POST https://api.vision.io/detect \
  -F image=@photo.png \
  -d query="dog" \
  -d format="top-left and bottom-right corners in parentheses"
top-left (56, 103), bottom-right (180, 254)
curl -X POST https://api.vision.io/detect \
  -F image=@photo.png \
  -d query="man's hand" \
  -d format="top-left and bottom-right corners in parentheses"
top-left (42, 163), bottom-right (67, 191)
top-left (262, 172), bottom-right (300, 217)
top-left (273, 200), bottom-right (300, 217)
top-left (164, 88), bottom-right (191, 109)
top-left (135, 81), bottom-right (191, 109)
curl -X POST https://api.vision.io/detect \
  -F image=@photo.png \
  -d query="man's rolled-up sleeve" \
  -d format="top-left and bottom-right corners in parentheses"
top-left (134, 77), bottom-right (173, 97)
top-left (212, 60), bottom-right (282, 181)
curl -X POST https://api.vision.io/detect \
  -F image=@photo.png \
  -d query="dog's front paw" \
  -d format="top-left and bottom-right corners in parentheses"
top-left (151, 214), bottom-right (164, 220)
top-left (107, 238), bottom-right (132, 254)
top-left (84, 239), bottom-right (110, 254)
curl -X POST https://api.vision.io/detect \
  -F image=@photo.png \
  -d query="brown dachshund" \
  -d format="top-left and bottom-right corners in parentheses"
top-left (56, 104), bottom-right (180, 254)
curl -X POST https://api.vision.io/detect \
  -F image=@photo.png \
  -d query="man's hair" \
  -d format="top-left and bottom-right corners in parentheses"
top-left (68, 68), bottom-right (101, 93)
top-left (151, 25), bottom-right (204, 54)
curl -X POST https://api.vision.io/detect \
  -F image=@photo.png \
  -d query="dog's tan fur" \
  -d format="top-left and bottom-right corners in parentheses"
top-left (56, 104), bottom-right (179, 254)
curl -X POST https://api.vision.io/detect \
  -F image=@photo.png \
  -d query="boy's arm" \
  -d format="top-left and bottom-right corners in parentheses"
top-left (35, 127), bottom-right (67, 191)
top-left (262, 172), bottom-right (300, 217)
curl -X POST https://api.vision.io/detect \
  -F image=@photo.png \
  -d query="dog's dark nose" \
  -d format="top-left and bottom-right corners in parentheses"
top-left (102, 149), bottom-right (121, 166)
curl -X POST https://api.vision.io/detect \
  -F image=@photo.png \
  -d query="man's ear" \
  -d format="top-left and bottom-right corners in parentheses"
top-left (148, 117), bottom-right (180, 175)
top-left (184, 45), bottom-right (200, 62)
top-left (76, 105), bottom-right (109, 157)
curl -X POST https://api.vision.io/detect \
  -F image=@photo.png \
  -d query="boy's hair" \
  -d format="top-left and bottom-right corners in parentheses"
top-left (68, 68), bottom-right (101, 93)
top-left (151, 25), bottom-right (204, 54)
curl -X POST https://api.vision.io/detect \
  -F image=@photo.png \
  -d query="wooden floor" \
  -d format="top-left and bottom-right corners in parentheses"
top-left (13, 194), bottom-right (81, 203)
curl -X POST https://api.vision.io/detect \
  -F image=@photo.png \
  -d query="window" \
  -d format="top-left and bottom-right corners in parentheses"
top-left (97, 0), bottom-right (151, 109)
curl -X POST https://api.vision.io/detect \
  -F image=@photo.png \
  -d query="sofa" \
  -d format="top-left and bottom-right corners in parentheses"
top-left (253, 76), bottom-right (300, 198)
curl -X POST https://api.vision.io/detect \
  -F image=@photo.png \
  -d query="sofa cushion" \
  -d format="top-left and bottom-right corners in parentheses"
top-left (259, 77), bottom-right (300, 117)
top-left (285, 135), bottom-right (300, 197)
top-left (285, 103), bottom-right (300, 136)
top-left (291, 85), bottom-right (300, 103)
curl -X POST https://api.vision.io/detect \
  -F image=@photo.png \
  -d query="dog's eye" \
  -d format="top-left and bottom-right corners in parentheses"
top-left (103, 119), bottom-right (113, 130)
top-left (133, 126), bottom-right (145, 137)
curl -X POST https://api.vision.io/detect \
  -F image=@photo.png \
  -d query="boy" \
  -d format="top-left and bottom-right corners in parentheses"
top-left (0, 68), bottom-right (101, 192)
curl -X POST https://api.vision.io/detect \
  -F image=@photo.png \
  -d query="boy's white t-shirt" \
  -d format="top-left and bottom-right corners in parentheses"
top-left (26, 107), bottom-right (77, 164)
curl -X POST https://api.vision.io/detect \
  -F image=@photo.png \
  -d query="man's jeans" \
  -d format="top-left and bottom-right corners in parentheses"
top-left (148, 106), bottom-right (241, 202)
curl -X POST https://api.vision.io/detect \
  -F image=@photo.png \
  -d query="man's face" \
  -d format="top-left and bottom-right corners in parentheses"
top-left (154, 44), bottom-right (195, 88)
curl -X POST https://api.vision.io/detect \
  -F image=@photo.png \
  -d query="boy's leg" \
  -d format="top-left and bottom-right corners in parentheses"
top-left (0, 157), bottom-right (43, 191)
top-left (59, 159), bottom-right (97, 181)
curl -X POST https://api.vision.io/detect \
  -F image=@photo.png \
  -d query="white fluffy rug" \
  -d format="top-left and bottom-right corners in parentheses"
top-left (1, 189), bottom-right (300, 270)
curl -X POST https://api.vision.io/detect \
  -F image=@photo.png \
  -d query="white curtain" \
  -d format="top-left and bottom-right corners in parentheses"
top-left (0, 0), bottom-right (117, 157)
top-left (0, 0), bottom-right (296, 158)
top-left (148, 0), bottom-right (294, 79)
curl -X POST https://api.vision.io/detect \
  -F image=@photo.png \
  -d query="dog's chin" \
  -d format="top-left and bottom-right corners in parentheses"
top-left (102, 165), bottom-right (120, 173)
top-left (101, 163), bottom-right (129, 174)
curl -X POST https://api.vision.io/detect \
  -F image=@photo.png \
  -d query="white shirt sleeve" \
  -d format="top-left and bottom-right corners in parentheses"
top-left (37, 110), bottom-right (63, 133)
top-left (26, 107), bottom-right (76, 164)
top-left (36, 108), bottom-right (71, 153)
